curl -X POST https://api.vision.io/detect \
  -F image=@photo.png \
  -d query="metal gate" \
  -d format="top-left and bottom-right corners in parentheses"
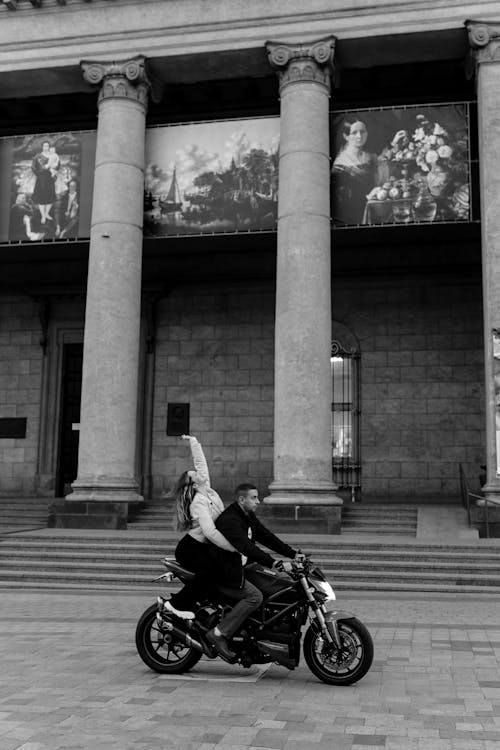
top-left (331, 340), bottom-right (360, 501)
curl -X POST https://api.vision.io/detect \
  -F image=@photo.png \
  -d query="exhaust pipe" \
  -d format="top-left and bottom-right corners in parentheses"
top-left (155, 613), bottom-right (212, 656)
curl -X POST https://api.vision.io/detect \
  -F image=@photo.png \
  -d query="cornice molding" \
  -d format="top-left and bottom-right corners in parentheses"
top-left (266, 36), bottom-right (335, 92)
top-left (81, 55), bottom-right (156, 107)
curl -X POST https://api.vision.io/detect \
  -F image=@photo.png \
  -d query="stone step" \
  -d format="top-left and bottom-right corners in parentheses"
top-left (0, 510), bottom-right (48, 523)
top-left (2, 529), bottom-right (500, 592)
top-left (2, 577), bottom-right (500, 596)
top-left (342, 523), bottom-right (416, 529)
top-left (0, 506), bottom-right (50, 513)
top-left (1, 552), bottom-right (499, 577)
top-left (4, 533), bottom-right (500, 553)
top-left (0, 542), bottom-right (497, 567)
top-left (341, 526), bottom-right (415, 535)
top-left (342, 508), bottom-right (417, 518)
top-left (0, 566), bottom-right (499, 591)
top-left (2, 546), bottom-right (500, 568)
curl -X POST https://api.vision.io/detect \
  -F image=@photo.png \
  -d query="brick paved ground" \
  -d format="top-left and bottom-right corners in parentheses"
top-left (1, 589), bottom-right (500, 750)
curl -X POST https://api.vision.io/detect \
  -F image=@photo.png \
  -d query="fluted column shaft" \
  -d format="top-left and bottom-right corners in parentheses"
top-left (468, 21), bottom-right (500, 504)
top-left (265, 38), bottom-right (341, 505)
top-left (70, 56), bottom-right (150, 503)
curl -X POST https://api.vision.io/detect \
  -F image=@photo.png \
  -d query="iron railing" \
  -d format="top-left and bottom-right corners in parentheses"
top-left (458, 462), bottom-right (491, 538)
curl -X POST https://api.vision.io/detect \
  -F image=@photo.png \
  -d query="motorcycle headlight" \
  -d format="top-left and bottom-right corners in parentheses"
top-left (312, 579), bottom-right (336, 602)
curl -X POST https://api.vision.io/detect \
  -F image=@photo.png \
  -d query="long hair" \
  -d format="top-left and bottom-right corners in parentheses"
top-left (165, 470), bottom-right (196, 531)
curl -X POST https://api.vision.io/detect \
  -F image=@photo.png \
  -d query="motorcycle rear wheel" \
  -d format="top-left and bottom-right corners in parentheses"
top-left (303, 617), bottom-right (373, 686)
top-left (135, 604), bottom-right (202, 674)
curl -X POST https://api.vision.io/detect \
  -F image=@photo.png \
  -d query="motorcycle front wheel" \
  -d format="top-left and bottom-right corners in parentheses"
top-left (135, 604), bottom-right (202, 674)
top-left (303, 617), bottom-right (373, 686)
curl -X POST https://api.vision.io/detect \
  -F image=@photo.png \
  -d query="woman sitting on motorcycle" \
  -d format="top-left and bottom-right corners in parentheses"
top-left (164, 435), bottom-right (263, 659)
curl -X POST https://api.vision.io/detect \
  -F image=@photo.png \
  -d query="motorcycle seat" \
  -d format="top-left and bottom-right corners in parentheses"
top-left (163, 557), bottom-right (196, 581)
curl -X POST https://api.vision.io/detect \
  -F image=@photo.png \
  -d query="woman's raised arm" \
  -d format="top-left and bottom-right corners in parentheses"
top-left (182, 434), bottom-right (210, 486)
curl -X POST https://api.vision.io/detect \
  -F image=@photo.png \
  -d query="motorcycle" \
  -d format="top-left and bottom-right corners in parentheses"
top-left (135, 554), bottom-right (373, 686)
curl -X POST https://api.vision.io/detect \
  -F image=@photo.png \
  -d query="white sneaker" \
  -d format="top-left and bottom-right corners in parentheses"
top-left (164, 600), bottom-right (195, 620)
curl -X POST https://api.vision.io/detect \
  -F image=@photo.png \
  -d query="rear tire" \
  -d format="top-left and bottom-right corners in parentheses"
top-left (303, 617), bottom-right (373, 686)
top-left (135, 604), bottom-right (202, 674)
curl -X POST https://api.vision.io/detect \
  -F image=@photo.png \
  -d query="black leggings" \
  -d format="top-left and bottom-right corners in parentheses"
top-left (169, 534), bottom-right (231, 611)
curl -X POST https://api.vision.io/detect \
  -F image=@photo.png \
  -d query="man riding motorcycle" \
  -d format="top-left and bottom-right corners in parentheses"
top-left (205, 482), bottom-right (300, 660)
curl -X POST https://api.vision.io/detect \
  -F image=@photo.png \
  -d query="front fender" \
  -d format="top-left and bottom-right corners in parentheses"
top-left (309, 609), bottom-right (357, 649)
top-left (324, 609), bottom-right (356, 623)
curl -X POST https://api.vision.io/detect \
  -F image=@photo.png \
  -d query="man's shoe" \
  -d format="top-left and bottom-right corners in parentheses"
top-left (206, 628), bottom-right (236, 661)
top-left (164, 600), bottom-right (195, 620)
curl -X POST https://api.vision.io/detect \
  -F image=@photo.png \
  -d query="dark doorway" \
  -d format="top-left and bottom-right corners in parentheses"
top-left (57, 343), bottom-right (83, 496)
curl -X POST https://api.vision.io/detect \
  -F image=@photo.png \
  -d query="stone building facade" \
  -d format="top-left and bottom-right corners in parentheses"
top-left (0, 1), bottom-right (498, 525)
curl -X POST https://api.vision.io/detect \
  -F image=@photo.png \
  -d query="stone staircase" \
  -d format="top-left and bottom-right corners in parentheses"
top-left (1, 496), bottom-right (497, 594)
top-left (1, 530), bottom-right (500, 594)
top-left (128, 499), bottom-right (419, 536)
top-left (128, 497), bottom-right (176, 530)
top-left (0, 498), bottom-right (50, 529)
top-left (341, 504), bottom-right (418, 536)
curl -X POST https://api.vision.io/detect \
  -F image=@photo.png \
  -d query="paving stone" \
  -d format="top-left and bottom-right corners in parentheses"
top-left (1, 591), bottom-right (500, 749)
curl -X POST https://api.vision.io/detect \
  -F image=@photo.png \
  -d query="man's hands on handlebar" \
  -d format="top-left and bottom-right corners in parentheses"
top-left (273, 551), bottom-right (308, 573)
top-left (272, 559), bottom-right (293, 573)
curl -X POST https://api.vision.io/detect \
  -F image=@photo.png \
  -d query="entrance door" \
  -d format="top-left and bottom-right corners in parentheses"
top-left (57, 343), bottom-right (83, 496)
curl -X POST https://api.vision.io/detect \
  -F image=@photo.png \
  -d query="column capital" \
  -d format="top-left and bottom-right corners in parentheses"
top-left (466, 19), bottom-right (500, 65)
top-left (266, 36), bottom-right (336, 92)
top-left (81, 55), bottom-right (159, 108)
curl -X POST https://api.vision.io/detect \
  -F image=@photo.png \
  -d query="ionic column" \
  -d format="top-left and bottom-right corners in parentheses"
top-left (70, 56), bottom-right (151, 505)
top-left (264, 37), bottom-right (342, 509)
top-left (467, 21), bottom-right (500, 504)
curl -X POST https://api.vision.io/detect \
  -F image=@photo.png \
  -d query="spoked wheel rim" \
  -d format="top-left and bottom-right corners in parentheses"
top-left (313, 622), bottom-right (364, 676)
top-left (143, 613), bottom-right (194, 668)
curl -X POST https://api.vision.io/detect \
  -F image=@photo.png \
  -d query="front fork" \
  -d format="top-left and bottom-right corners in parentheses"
top-left (299, 576), bottom-right (343, 649)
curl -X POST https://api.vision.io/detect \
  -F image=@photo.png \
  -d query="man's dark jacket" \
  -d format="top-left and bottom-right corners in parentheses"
top-left (213, 501), bottom-right (295, 588)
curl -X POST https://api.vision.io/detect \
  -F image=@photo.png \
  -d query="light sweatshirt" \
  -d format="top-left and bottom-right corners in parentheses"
top-left (186, 437), bottom-right (235, 552)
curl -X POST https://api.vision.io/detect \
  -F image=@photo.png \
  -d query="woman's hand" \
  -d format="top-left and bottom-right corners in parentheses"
top-left (181, 434), bottom-right (193, 440)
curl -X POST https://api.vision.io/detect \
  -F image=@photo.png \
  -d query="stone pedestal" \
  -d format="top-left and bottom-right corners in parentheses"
top-left (264, 38), bottom-right (342, 516)
top-left (65, 57), bottom-right (151, 526)
top-left (48, 499), bottom-right (141, 530)
top-left (258, 502), bottom-right (341, 534)
top-left (468, 22), bottom-right (500, 506)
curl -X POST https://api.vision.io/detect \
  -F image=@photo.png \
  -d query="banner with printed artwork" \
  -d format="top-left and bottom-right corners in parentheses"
top-left (331, 103), bottom-right (471, 227)
top-left (0, 131), bottom-right (96, 244)
top-left (144, 117), bottom-right (279, 237)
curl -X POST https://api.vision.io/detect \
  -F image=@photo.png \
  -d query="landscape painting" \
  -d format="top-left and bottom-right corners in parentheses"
top-left (144, 117), bottom-right (280, 237)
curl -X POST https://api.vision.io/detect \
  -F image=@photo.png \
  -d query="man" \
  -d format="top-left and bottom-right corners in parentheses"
top-left (206, 483), bottom-right (298, 659)
top-left (56, 180), bottom-right (79, 239)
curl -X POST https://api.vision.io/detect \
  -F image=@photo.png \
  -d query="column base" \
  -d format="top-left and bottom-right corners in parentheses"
top-left (48, 477), bottom-right (143, 529)
top-left (262, 482), bottom-right (343, 534)
top-left (263, 481), bottom-right (343, 506)
top-left (479, 484), bottom-right (500, 505)
top-left (69, 476), bottom-right (143, 504)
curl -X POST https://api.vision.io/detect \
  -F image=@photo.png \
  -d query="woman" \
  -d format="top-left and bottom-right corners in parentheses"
top-left (332, 119), bottom-right (378, 225)
top-left (164, 434), bottom-right (235, 618)
top-left (31, 141), bottom-right (56, 225)
top-left (164, 435), bottom-right (263, 660)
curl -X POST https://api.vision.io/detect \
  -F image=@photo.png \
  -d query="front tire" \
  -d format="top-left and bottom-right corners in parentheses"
top-left (303, 617), bottom-right (373, 686)
top-left (135, 604), bottom-right (202, 674)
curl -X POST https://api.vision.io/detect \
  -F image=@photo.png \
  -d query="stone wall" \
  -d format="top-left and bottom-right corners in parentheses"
top-left (0, 295), bottom-right (42, 496)
top-left (335, 272), bottom-right (484, 499)
top-left (151, 271), bottom-right (484, 502)
top-left (151, 283), bottom-right (275, 501)
top-left (0, 272), bottom-right (485, 502)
